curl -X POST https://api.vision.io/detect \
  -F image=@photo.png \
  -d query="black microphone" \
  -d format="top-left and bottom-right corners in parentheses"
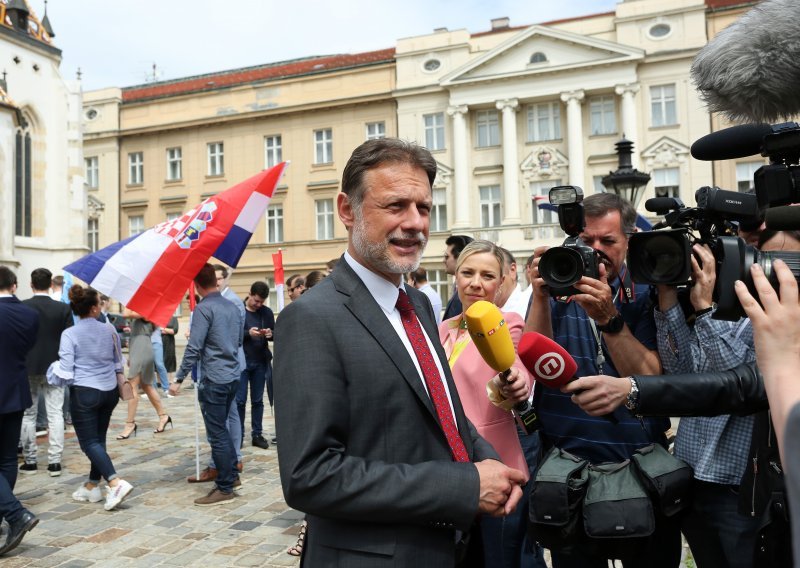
top-left (765, 206), bottom-right (800, 231)
top-left (690, 124), bottom-right (771, 161)
top-left (691, 0), bottom-right (800, 123)
top-left (645, 197), bottom-right (683, 214)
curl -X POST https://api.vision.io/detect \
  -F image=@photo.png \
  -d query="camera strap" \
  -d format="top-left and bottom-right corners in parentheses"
top-left (616, 266), bottom-right (635, 305)
top-left (588, 319), bottom-right (606, 373)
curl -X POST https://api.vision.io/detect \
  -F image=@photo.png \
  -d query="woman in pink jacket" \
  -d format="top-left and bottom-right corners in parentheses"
top-left (438, 239), bottom-right (532, 568)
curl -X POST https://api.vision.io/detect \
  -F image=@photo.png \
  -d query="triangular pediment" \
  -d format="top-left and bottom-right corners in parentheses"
top-left (433, 160), bottom-right (453, 189)
top-left (442, 25), bottom-right (644, 86)
top-left (641, 137), bottom-right (691, 167)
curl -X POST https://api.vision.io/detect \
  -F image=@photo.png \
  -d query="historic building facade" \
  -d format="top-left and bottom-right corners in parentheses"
top-left (82, 0), bottom-right (761, 308)
top-left (1, 0), bottom-right (86, 292)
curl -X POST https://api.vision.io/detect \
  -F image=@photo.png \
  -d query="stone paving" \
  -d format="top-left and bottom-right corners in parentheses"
top-left (7, 387), bottom-right (303, 567)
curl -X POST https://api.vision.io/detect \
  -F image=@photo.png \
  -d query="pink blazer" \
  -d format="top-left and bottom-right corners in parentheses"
top-left (438, 311), bottom-right (532, 482)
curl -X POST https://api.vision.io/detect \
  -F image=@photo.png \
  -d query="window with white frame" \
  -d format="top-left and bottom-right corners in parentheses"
top-left (264, 135), bottom-right (282, 168)
top-left (85, 156), bottom-right (99, 189)
top-left (530, 180), bottom-right (561, 225)
top-left (475, 110), bottom-right (500, 148)
top-left (129, 215), bottom-right (145, 237)
top-left (424, 112), bottom-right (445, 151)
top-left (653, 167), bottom-right (680, 198)
top-left (128, 152), bottom-right (143, 185)
top-left (88, 218), bottom-right (99, 252)
top-left (427, 268), bottom-right (449, 309)
top-left (267, 204), bottom-right (284, 243)
top-left (314, 129), bottom-right (333, 164)
top-left (207, 142), bottom-right (224, 176)
top-left (479, 185), bottom-right (501, 227)
top-left (166, 212), bottom-right (182, 222)
top-left (166, 147), bottom-right (182, 181)
top-left (431, 187), bottom-right (447, 232)
top-left (366, 122), bottom-right (385, 140)
top-left (651, 84), bottom-right (677, 127)
top-left (527, 103), bottom-right (561, 142)
top-left (736, 162), bottom-right (762, 192)
top-left (592, 175), bottom-right (606, 194)
top-left (590, 96), bottom-right (616, 135)
top-left (316, 198), bottom-right (334, 240)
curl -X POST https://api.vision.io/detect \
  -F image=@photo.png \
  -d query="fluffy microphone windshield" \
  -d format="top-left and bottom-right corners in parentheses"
top-left (691, 0), bottom-right (800, 123)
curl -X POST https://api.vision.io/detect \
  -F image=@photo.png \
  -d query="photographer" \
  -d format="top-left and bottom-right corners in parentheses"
top-left (525, 192), bottom-right (678, 568)
top-left (567, 229), bottom-right (800, 567)
top-left (735, 258), bottom-right (800, 564)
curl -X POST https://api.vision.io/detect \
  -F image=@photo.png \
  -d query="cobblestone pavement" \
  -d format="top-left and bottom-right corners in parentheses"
top-left (7, 387), bottom-right (303, 567)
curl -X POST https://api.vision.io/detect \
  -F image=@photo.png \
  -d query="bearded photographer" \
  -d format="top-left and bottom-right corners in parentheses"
top-left (524, 193), bottom-right (680, 568)
top-left (566, 230), bottom-right (800, 566)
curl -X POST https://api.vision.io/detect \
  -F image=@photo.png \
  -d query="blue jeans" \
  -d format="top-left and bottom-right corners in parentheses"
top-left (681, 479), bottom-right (761, 568)
top-left (70, 386), bottom-right (119, 483)
top-left (0, 411), bottom-right (25, 524)
top-left (237, 360), bottom-right (267, 439)
top-left (198, 380), bottom-right (238, 493)
top-left (153, 343), bottom-right (169, 391)
top-left (517, 427), bottom-right (547, 568)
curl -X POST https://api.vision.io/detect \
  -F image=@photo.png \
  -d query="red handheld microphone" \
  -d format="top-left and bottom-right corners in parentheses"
top-left (519, 332), bottom-right (618, 424)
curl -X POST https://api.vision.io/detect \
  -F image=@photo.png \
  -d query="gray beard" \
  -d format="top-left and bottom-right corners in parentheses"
top-left (351, 218), bottom-right (427, 276)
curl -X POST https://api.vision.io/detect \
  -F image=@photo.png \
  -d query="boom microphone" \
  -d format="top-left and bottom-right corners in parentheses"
top-left (518, 332), bottom-right (618, 424)
top-left (765, 206), bottom-right (800, 231)
top-left (689, 124), bottom-right (771, 161)
top-left (691, 0), bottom-right (800, 123)
top-left (464, 300), bottom-right (538, 433)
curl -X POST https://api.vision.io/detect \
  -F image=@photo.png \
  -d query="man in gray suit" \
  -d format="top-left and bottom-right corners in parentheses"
top-left (274, 138), bottom-right (525, 566)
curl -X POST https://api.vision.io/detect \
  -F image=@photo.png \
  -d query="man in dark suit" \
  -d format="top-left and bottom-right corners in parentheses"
top-left (274, 139), bottom-right (525, 567)
top-left (0, 266), bottom-right (40, 556)
top-left (20, 268), bottom-right (73, 477)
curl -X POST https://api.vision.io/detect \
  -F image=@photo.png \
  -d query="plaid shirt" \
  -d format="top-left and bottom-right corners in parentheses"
top-left (655, 304), bottom-right (756, 484)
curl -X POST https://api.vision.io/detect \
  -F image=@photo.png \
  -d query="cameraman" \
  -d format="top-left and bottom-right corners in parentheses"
top-left (566, 230), bottom-right (800, 566)
top-left (525, 193), bottom-right (678, 568)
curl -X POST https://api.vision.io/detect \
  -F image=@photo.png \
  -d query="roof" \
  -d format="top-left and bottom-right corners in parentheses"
top-left (0, 0), bottom-right (55, 48)
top-left (705, 0), bottom-right (758, 10)
top-left (470, 10), bottom-right (615, 38)
top-left (122, 48), bottom-right (396, 103)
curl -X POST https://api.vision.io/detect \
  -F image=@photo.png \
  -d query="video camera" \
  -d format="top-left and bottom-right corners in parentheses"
top-left (538, 186), bottom-right (601, 297)
top-left (628, 122), bottom-right (800, 320)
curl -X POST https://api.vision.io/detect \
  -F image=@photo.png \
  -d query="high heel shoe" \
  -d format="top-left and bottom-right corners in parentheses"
top-left (116, 421), bottom-right (137, 440)
top-left (154, 415), bottom-right (173, 433)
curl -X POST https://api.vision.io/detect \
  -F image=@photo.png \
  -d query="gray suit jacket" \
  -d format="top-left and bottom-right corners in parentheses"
top-left (274, 258), bottom-right (498, 567)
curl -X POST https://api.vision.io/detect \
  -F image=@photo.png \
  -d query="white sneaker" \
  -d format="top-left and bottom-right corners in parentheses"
top-left (104, 479), bottom-right (133, 511)
top-left (140, 393), bottom-right (148, 399)
top-left (72, 484), bottom-right (103, 503)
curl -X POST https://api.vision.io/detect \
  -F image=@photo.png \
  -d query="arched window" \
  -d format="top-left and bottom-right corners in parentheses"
top-left (15, 121), bottom-right (32, 237)
top-left (529, 52), bottom-right (547, 64)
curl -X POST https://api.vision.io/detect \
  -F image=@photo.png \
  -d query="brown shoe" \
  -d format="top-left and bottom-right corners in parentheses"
top-left (187, 467), bottom-right (217, 483)
top-left (194, 487), bottom-right (235, 506)
top-left (236, 462), bottom-right (243, 473)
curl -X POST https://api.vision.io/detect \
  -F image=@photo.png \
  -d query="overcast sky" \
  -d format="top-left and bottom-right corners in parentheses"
top-left (38, 0), bottom-right (618, 91)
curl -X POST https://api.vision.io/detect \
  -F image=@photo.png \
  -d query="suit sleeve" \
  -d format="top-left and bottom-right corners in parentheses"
top-left (274, 299), bottom-right (481, 531)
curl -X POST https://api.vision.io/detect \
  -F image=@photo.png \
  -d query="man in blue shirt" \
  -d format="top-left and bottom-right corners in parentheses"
top-left (526, 193), bottom-right (677, 567)
top-left (175, 263), bottom-right (244, 506)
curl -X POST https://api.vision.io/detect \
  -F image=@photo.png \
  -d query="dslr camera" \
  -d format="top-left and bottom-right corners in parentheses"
top-left (538, 186), bottom-right (601, 297)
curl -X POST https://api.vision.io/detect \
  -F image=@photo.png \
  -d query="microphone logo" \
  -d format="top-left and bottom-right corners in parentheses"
top-left (535, 352), bottom-right (565, 381)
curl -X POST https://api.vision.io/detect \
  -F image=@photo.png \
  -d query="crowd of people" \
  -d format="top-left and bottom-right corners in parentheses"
top-left (2, 136), bottom-right (800, 566)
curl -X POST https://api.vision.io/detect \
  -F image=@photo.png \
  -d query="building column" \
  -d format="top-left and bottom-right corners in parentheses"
top-left (447, 104), bottom-right (470, 229)
top-left (560, 90), bottom-right (585, 188)
top-left (615, 83), bottom-right (641, 167)
top-left (496, 98), bottom-right (520, 225)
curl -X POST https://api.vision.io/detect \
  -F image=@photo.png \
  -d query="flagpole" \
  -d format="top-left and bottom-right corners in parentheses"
top-left (187, 283), bottom-right (200, 480)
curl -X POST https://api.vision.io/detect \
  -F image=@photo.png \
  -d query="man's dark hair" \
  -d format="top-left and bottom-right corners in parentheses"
top-left (195, 263), bottom-right (217, 289)
top-left (286, 274), bottom-right (305, 289)
top-left (445, 235), bottom-right (474, 259)
top-left (341, 138), bottom-right (437, 211)
top-left (250, 280), bottom-right (269, 299)
top-left (326, 258), bottom-right (339, 271)
top-left (52, 275), bottom-right (64, 287)
top-left (31, 267), bottom-right (53, 292)
top-left (212, 263), bottom-right (229, 279)
top-left (305, 270), bottom-right (327, 289)
top-left (583, 193), bottom-right (636, 235)
top-left (0, 266), bottom-right (17, 290)
top-left (525, 253), bottom-right (536, 268)
top-left (409, 267), bottom-right (428, 284)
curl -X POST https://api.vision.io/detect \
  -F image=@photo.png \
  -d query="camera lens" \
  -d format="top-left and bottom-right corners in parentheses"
top-left (627, 229), bottom-right (692, 285)
top-left (539, 247), bottom-right (584, 288)
top-left (754, 250), bottom-right (800, 286)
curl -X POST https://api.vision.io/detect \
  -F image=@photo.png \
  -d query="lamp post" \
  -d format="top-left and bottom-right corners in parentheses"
top-left (601, 137), bottom-right (651, 209)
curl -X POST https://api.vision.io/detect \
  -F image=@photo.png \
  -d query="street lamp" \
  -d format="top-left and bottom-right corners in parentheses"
top-left (601, 137), bottom-right (651, 209)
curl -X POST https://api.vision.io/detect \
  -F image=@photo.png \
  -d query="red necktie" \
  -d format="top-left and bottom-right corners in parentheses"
top-left (396, 289), bottom-right (469, 462)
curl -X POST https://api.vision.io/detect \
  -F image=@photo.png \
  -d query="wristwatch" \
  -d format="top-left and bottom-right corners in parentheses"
top-left (625, 376), bottom-right (640, 412)
top-left (596, 312), bottom-right (624, 334)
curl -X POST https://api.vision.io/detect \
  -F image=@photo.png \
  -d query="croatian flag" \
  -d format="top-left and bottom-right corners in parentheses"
top-left (272, 250), bottom-right (285, 312)
top-left (66, 163), bottom-right (288, 327)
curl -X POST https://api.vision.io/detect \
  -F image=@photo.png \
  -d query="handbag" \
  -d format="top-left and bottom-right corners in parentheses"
top-left (112, 327), bottom-right (134, 401)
